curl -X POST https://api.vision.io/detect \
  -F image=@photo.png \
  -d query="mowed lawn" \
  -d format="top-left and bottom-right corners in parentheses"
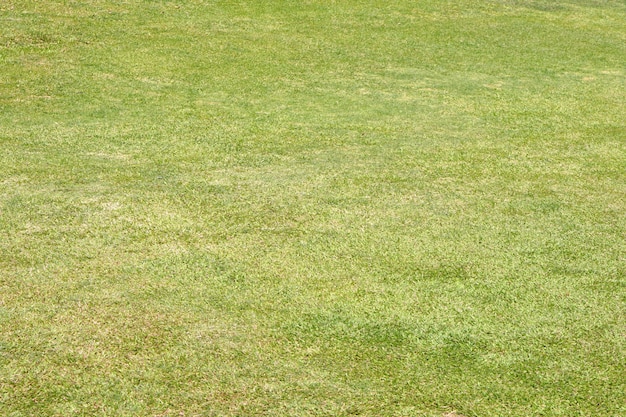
top-left (1, 1), bottom-right (625, 416)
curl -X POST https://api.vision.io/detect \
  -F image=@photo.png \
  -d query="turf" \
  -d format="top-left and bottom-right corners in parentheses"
top-left (1, 1), bottom-right (625, 416)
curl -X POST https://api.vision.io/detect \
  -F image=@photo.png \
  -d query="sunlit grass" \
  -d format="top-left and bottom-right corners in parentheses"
top-left (1, 1), bottom-right (625, 416)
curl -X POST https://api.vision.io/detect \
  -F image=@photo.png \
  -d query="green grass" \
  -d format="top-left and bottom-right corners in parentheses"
top-left (1, 1), bottom-right (625, 416)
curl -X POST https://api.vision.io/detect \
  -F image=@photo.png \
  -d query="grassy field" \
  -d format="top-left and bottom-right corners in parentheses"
top-left (1, 1), bottom-right (625, 416)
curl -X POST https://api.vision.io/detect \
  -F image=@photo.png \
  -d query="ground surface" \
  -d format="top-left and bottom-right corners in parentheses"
top-left (1, 1), bottom-right (625, 416)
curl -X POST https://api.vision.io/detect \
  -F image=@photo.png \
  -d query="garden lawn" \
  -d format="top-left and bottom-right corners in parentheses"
top-left (1, 1), bottom-right (625, 416)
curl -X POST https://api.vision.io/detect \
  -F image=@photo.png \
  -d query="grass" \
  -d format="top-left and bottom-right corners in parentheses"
top-left (1, 0), bottom-right (625, 416)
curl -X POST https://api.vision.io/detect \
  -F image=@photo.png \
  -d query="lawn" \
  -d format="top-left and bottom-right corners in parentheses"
top-left (1, 1), bottom-right (625, 416)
